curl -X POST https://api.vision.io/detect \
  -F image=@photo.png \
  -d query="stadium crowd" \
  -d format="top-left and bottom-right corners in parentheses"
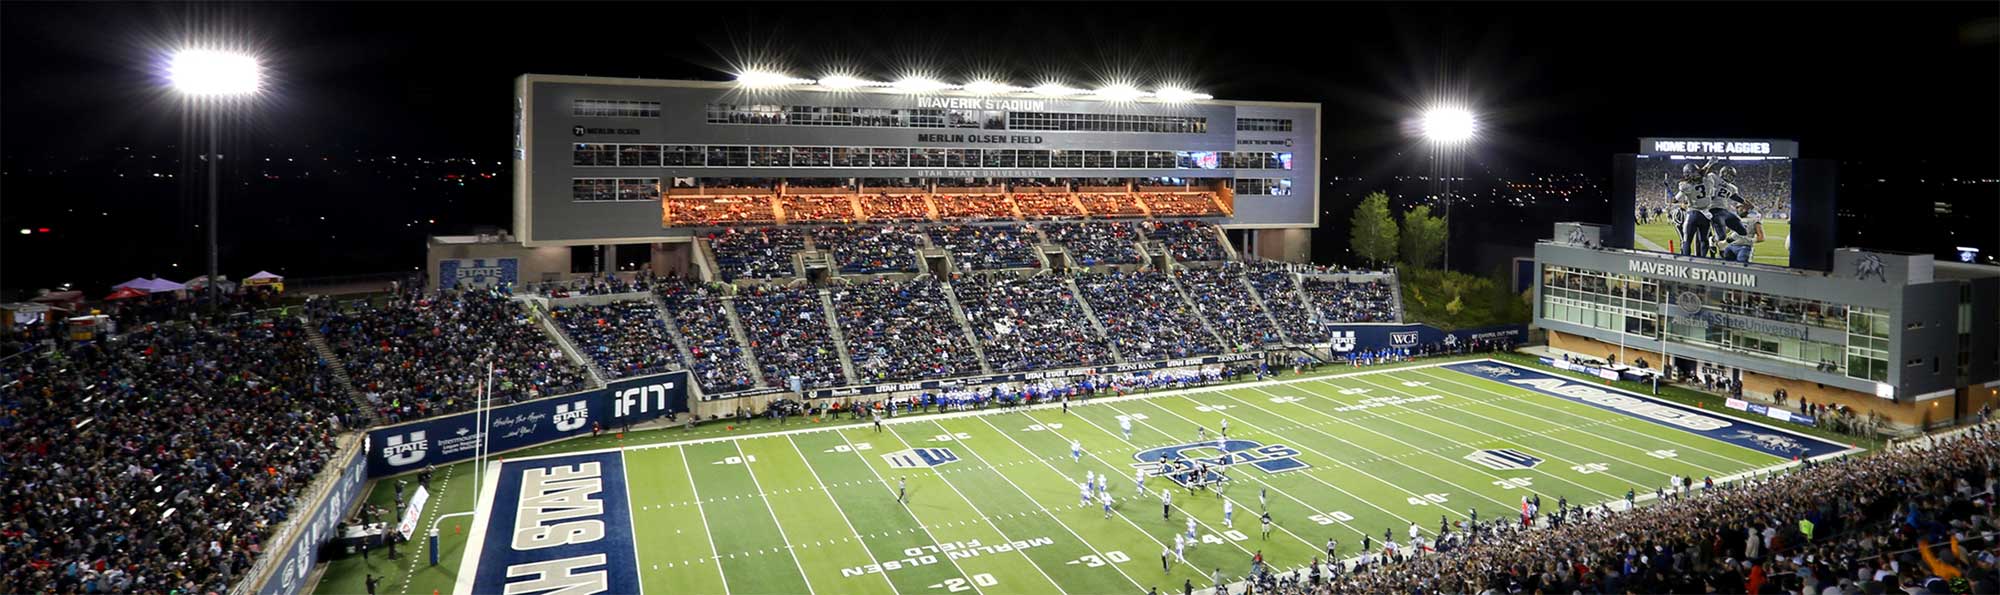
top-left (530, 272), bottom-right (650, 297)
top-left (1011, 192), bottom-right (1084, 219)
top-left (859, 193), bottom-right (933, 222)
top-left (664, 194), bottom-right (776, 226)
top-left (319, 288), bottom-right (587, 421)
top-left (731, 285), bottom-right (847, 391)
top-left (811, 225), bottom-right (925, 274)
top-left (655, 279), bottom-right (759, 393)
top-left (1177, 265), bottom-right (1283, 350)
top-left (1247, 263), bottom-right (1319, 343)
top-left (0, 317), bottom-right (358, 594)
top-left (1075, 271), bottom-right (1223, 361)
top-left (952, 272), bottom-right (1117, 372)
top-left (1140, 191), bottom-right (1225, 217)
top-left (1078, 192), bottom-right (1147, 218)
top-left (708, 226), bottom-right (807, 280)
top-left (1242, 423), bottom-right (1998, 595)
top-left (1044, 221), bottom-right (1142, 266)
top-left (1147, 219), bottom-right (1229, 262)
top-left (1302, 277), bottom-right (1398, 324)
top-left (833, 278), bottom-right (985, 383)
top-left (929, 224), bottom-right (1041, 271)
top-left (548, 300), bottom-right (677, 378)
top-left (932, 193), bottom-right (1016, 221)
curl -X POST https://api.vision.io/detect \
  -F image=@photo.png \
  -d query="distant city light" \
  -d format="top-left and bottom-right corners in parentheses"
top-left (169, 49), bottom-right (262, 96)
top-left (1419, 106), bottom-right (1477, 145)
top-left (17, 229), bottom-right (28, 235)
top-left (735, 70), bottom-right (810, 88)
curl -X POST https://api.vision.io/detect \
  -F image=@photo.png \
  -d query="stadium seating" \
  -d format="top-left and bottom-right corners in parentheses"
top-left (1145, 219), bottom-right (1228, 262)
top-left (530, 273), bottom-right (647, 297)
top-left (832, 278), bottom-right (985, 383)
top-left (1246, 263), bottom-right (1319, 342)
top-left (858, 194), bottom-right (932, 222)
top-left (1010, 192), bottom-right (1084, 219)
top-left (777, 194), bottom-right (857, 223)
top-left (1042, 221), bottom-right (1142, 266)
top-left (952, 272), bottom-right (1117, 372)
top-left (927, 224), bottom-right (1041, 271)
top-left (1076, 192), bottom-right (1146, 218)
top-left (1074, 270), bottom-right (1222, 360)
top-left (655, 280), bottom-right (759, 394)
top-left (319, 289), bottom-right (587, 421)
top-left (1301, 277), bottom-right (1398, 323)
top-left (1177, 265), bottom-right (1283, 350)
top-left (810, 225), bottom-right (925, 274)
top-left (1139, 191), bottom-right (1225, 217)
top-left (549, 300), bottom-right (678, 379)
top-left (932, 193), bottom-right (1016, 221)
top-left (731, 285), bottom-right (847, 391)
top-left (0, 318), bottom-right (357, 594)
top-left (707, 227), bottom-right (807, 280)
top-left (664, 194), bottom-right (776, 226)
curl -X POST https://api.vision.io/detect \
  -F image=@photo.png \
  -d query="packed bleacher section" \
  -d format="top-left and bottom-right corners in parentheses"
top-left (1247, 263), bottom-right (1319, 342)
top-left (1074, 271), bottom-right (1222, 360)
top-left (1076, 192), bottom-right (1146, 218)
top-left (707, 226), bottom-right (807, 280)
top-left (731, 285), bottom-right (847, 391)
top-left (529, 272), bottom-right (648, 297)
top-left (1145, 219), bottom-right (1228, 261)
top-left (319, 289), bottom-right (587, 421)
top-left (0, 317), bottom-right (358, 594)
top-left (1177, 265), bottom-right (1283, 350)
top-left (928, 224), bottom-right (1041, 271)
top-left (810, 225), bottom-right (925, 274)
top-left (1139, 191), bottom-right (1225, 217)
top-left (932, 193), bottom-right (1016, 221)
top-left (777, 194), bottom-right (856, 223)
top-left (664, 194), bottom-right (775, 226)
top-left (858, 193), bottom-right (932, 222)
top-left (654, 279), bottom-right (758, 393)
top-left (1042, 221), bottom-right (1142, 266)
top-left (548, 300), bottom-right (677, 378)
top-left (1262, 423), bottom-right (2000, 595)
top-left (952, 273), bottom-right (1117, 372)
top-left (1010, 192), bottom-right (1084, 219)
top-left (833, 278), bottom-right (985, 383)
top-left (1301, 277), bottom-right (1399, 323)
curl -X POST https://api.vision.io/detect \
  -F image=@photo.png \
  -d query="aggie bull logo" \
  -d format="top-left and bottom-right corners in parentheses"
top-left (1134, 439), bottom-right (1307, 487)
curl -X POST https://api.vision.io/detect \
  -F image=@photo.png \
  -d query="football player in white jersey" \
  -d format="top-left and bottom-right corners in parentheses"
top-left (1673, 163), bottom-right (1714, 257)
top-left (1704, 164), bottom-right (1753, 255)
top-left (1721, 200), bottom-right (1764, 263)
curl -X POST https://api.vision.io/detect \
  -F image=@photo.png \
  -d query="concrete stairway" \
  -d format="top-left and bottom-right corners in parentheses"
top-left (1238, 274), bottom-right (1296, 345)
top-left (1166, 271), bottom-right (1230, 351)
top-left (1063, 277), bottom-right (1128, 363)
top-left (939, 280), bottom-right (996, 374)
top-left (715, 296), bottom-right (769, 388)
top-left (819, 289), bottom-right (862, 385)
top-left (300, 319), bottom-right (379, 427)
top-left (647, 292), bottom-right (701, 376)
top-left (526, 300), bottom-right (607, 387)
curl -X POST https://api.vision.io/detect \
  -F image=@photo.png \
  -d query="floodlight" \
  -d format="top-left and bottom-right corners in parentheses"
top-left (736, 70), bottom-right (809, 88)
top-left (892, 76), bottom-right (952, 93)
top-left (1419, 107), bottom-right (1477, 145)
top-left (1154, 87), bottom-right (1211, 102)
top-left (1031, 83), bottom-right (1083, 97)
top-left (169, 49), bottom-right (262, 96)
top-left (962, 80), bottom-right (1019, 95)
top-left (817, 74), bottom-right (879, 90)
top-left (1093, 84), bottom-right (1147, 101)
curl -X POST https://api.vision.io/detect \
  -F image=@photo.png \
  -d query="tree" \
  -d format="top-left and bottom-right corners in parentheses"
top-left (1398, 204), bottom-right (1447, 270)
top-left (1349, 192), bottom-right (1398, 267)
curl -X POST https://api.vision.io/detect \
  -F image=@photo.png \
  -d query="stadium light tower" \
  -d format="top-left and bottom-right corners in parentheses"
top-left (169, 48), bottom-right (262, 309)
top-left (1416, 105), bottom-right (1478, 271)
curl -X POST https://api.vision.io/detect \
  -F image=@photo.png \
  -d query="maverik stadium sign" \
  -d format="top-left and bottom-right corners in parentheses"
top-left (1627, 259), bottom-right (1758, 288)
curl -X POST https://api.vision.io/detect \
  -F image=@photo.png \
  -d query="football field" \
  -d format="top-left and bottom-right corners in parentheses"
top-left (448, 360), bottom-right (1854, 595)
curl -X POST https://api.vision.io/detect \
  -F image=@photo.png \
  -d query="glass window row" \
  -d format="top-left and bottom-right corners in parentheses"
top-left (574, 143), bottom-right (1290, 170)
top-left (573, 99), bottom-right (661, 118)
top-left (1235, 118), bottom-right (1294, 132)
top-left (706, 103), bottom-right (1206, 133)
top-left (1235, 178), bottom-right (1294, 196)
top-left (571, 178), bottom-right (661, 202)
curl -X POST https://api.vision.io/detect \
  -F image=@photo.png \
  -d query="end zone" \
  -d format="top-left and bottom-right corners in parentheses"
top-left (453, 451), bottom-right (642, 595)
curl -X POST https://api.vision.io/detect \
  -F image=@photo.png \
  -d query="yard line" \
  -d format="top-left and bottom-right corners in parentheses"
top-left (1406, 369), bottom-right (1755, 474)
top-left (679, 446), bottom-right (733, 595)
top-left (1342, 374), bottom-right (1696, 491)
top-left (617, 451), bottom-right (649, 595)
top-left (916, 419), bottom-right (1149, 594)
top-left (783, 435), bottom-right (902, 595)
top-left (840, 430), bottom-right (1051, 595)
top-left (1288, 378), bottom-right (1620, 500)
top-left (1031, 407), bottom-right (1344, 551)
top-left (729, 440), bottom-right (819, 595)
top-left (1101, 399), bottom-right (1445, 529)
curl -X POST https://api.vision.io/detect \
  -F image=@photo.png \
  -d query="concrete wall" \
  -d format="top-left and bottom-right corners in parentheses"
top-left (425, 240), bottom-right (570, 290)
top-left (1251, 228), bottom-right (1313, 262)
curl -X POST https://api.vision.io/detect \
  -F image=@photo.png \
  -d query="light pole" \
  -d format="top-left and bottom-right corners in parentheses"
top-left (169, 49), bottom-right (261, 309)
top-left (1417, 106), bottom-right (1475, 271)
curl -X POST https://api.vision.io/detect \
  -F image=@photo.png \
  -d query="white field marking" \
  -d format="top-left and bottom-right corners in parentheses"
top-left (487, 358), bottom-right (1482, 467)
top-left (1342, 373), bottom-right (1698, 491)
top-left (831, 431), bottom-right (988, 595)
top-left (729, 440), bottom-right (819, 595)
top-left (944, 416), bottom-right (1156, 590)
top-left (680, 446), bottom-right (734, 595)
top-left (781, 435), bottom-right (901, 595)
top-left (1304, 376), bottom-right (1619, 500)
top-left (617, 451), bottom-right (649, 595)
top-left (1026, 407), bottom-right (1333, 552)
top-left (1115, 397), bottom-right (1456, 529)
top-left (1216, 387), bottom-right (1518, 511)
top-left (449, 458), bottom-right (505, 595)
top-left (866, 428), bottom-right (1067, 595)
top-left (1406, 367), bottom-right (1798, 472)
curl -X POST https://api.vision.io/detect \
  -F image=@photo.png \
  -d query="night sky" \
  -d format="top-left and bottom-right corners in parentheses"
top-left (3, 2), bottom-right (1996, 293)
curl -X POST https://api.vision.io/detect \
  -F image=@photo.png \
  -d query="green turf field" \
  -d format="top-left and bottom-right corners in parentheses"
top-left (1635, 218), bottom-right (1790, 266)
top-left (316, 359), bottom-right (1852, 595)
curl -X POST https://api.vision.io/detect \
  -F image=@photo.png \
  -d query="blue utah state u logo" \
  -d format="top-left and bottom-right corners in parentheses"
top-left (1133, 439), bottom-right (1308, 487)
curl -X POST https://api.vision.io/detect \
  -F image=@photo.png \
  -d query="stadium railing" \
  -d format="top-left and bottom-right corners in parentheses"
top-left (231, 432), bottom-right (367, 595)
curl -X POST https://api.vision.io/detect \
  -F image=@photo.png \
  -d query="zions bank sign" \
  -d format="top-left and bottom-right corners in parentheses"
top-left (364, 372), bottom-right (688, 477)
